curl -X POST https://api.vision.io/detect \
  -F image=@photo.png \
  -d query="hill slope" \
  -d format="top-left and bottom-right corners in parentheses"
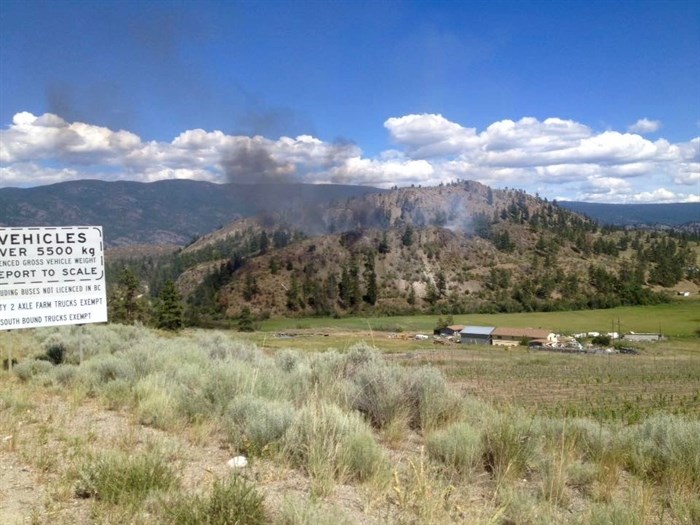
top-left (167, 182), bottom-right (698, 320)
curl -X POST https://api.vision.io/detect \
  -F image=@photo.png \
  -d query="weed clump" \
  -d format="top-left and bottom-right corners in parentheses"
top-left (75, 449), bottom-right (177, 506)
top-left (165, 475), bottom-right (267, 525)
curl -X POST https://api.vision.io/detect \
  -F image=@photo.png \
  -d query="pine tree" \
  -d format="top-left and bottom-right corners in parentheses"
top-left (363, 252), bottom-right (378, 305)
top-left (238, 306), bottom-right (255, 332)
top-left (406, 283), bottom-right (416, 306)
top-left (155, 280), bottom-right (183, 331)
top-left (109, 267), bottom-right (145, 324)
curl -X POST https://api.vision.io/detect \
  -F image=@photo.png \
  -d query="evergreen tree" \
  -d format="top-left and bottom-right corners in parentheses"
top-left (243, 273), bottom-right (259, 301)
top-left (238, 306), bottom-right (255, 332)
top-left (109, 267), bottom-right (146, 324)
top-left (286, 275), bottom-right (302, 311)
top-left (258, 231), bottom-right (270, 254)
top-left (401, 224), bottom-right (414, 247)
top-left (155, 280), bottom-right (183, 331)
top-left (436, 270), bottom-right (447, 296)
top-left (407, 284), bottom-right (417, 305)
top-left (377, 232), bottom-right (390, 254)
top-left (363, 252), bottom-right (378, 305)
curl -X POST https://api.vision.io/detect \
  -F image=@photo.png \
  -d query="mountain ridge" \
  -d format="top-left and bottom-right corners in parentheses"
top-left (1, 180), bottom-right (697, 248)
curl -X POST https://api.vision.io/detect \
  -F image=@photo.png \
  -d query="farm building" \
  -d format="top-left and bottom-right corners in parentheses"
top-left (438, 325), bottom-right (465, 337)
top-left (460, 326), bottom-right (495, 345)
top-left (623, 332), bottom-right (664, 342)
top-left (491, 327), bottom-right (554, 347)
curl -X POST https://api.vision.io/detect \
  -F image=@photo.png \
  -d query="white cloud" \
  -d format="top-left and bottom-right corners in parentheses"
top-left (384, 114), bottom-right (479, 157)
top-left (628, 118), bottom-right (661, 134)
top-left (1, 111), bottom-right (698, 203)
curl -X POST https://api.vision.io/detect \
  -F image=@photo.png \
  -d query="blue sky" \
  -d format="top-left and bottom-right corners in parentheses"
top-left (1, 0), bottom-right (698, 202)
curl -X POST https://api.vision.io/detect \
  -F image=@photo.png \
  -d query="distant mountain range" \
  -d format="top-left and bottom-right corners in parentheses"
top-left (558, 201), bottom-right (699, 228)
top-left (0, 180), bottom-right (697, 246)
top-left (0, 180), bottom-right (384, 246)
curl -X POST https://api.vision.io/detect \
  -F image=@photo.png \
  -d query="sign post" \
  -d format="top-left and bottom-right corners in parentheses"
top-left (0, 226), bottom-right (107, 331)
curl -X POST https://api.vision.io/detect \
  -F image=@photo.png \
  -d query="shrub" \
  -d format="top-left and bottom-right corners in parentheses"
top-left (134, 374), bottom-right (180, 430)
top-left (13, 359), bottom-right (54, 381)
top-left (482, 410), bottom-right (539, 482)
top-left (82, 353), bottom-right (135, 388)
top-left (202, 361), bottom-right (257, 415)
top-left (224, 394), bottom-right (295, 456)
top-left (350, 364), bottom-right (406, 430)
top-left (75, 449), bottom-right (177, 506)
top-left (275, 349), bottom-right (301, 372)
top-left (50, 363), bottom-right (79, 386)
top-left (551, 418), bottom-right (614, 462)
top-left (622, 413), bottom-right (700, 492)
top-left (426, 421), bottom-right (483, 477)
top-left (402, 367), bottom-right (463, 432)
top-left (283, 401), bottom-right (386, 494)
top-left (165, 475), bottom-right (266, 525)
top-left (40, 342), bottom-right (65, 365)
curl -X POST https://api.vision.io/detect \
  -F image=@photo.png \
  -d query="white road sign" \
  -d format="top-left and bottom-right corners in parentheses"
top-left (0, 226), bottom-right (107, 330)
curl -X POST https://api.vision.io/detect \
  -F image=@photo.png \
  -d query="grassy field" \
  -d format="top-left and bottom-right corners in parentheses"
top-left (258, 299), bottom-right (700, 338)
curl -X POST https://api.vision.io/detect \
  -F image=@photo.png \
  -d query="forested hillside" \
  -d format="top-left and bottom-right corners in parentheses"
top-left (105, 182), bottom-right (699, 326)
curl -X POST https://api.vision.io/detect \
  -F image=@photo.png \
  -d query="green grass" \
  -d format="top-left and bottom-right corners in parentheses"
top-left (257, 300), bottom-right (700, 338)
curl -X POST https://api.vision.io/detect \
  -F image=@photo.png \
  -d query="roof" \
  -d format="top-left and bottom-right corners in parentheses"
top-left (492, 327), bottom-right (552, 339)
top-left (460, 326), bottom-right (496, 336)
top-left (445, 325), bottom-right (465, 331)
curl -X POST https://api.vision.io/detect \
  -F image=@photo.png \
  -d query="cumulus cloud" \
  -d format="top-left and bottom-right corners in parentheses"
top-left (628, 118), bottom-right (661, 134)
top-left (1, 111), bottom-right (698, 203)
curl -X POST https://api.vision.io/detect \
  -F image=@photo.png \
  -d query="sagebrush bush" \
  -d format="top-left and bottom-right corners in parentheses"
top-left (402, 366), bottom-right (463, 432)
top-left (164, 475), bottom-right (267, 525)
top-left (224, 394), bottom-right (295, 455)
top-left (622, 413), bottom-right (700, 492)
top-left (564, 418), bottom-right (615, 462)
top-left (305, 351), bottom-right (351, 404)
top-left (134, 373), bottom-right (180, 430)
top-left (275, 349), bottom-right (302, 373)
top-left (283, 401), bottom-right (386, 492)
top-left (482, 410), bottom-right (539, 482)
top-left (13, 359), bottom-right (54, 381)
top-left (50, 363), bottom-right (79, 386)
top-left (566, 460), bottom-right (597, 494)
top-left (426, 421), bottom-right (483, 477)
top-left (349, 364), bottom-right (407, 430)
top-left (81, 353), bottom-right (136, 388)
top-left (342, 342), bottom-right (381, 373)
top-left (202, 361), bottom-right (257, 414)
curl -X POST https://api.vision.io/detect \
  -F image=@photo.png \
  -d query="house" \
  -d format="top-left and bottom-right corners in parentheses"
top-left (459, 326), bottom-right (495, 345)
top-left (491, 327), bottom-right (554, 347)
top-left (438, 325), bottom-right (465, 337)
